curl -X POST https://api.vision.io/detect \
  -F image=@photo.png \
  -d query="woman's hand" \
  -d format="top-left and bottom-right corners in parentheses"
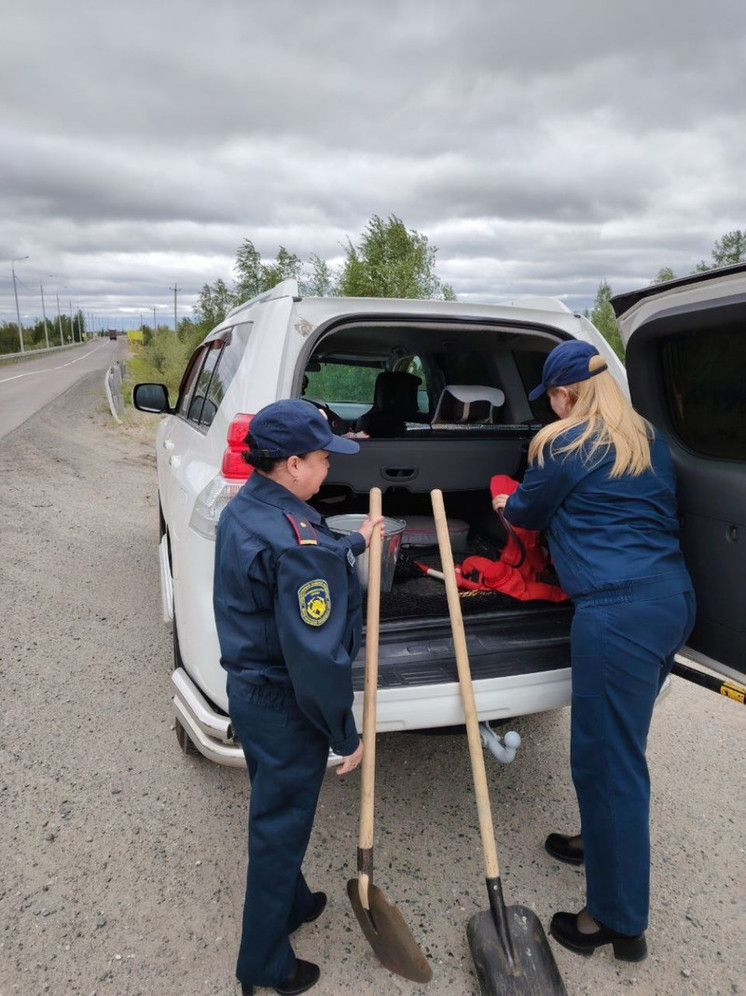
top-left (357, 514), bottom-right (385, 549)
top-left (336, 739), bottom-right (364, 776)
top-left (492, 493), bottom-right (509, 513)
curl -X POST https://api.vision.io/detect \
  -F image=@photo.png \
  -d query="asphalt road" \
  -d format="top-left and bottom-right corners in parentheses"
top-left (0, 339), bottom-right (120, 440)
top-left (0, 369), bottom-right (743, 996)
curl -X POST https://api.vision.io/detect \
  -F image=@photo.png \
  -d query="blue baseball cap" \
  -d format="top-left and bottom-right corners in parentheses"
top-left (249, 399), bottom-right (360, 457)
top-left (528, 340), bottom-right (608, 401)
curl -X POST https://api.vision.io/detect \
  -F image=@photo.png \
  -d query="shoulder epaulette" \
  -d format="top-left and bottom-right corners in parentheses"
top-left (285, 512), bottom-right (318, 545)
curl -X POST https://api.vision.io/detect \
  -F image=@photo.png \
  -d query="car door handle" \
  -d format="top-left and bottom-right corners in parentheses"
top-left (169, 455), bottom-right (181, 468)
top-left (381, 466), bottom-right (418, 481)
top-left (163, 439), bottom-right (175, 451)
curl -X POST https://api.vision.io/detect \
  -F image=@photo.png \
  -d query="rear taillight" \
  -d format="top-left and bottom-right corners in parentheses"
top-left (189, 413), bottom-right (255, 540)
top-left (221, 413), bottom-right (255, 480)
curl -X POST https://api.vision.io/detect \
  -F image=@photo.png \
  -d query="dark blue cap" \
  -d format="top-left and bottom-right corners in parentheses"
top-left (249, 399), bottom-right (360, 457)
top-left (528, 340), bottom-right (608, 401)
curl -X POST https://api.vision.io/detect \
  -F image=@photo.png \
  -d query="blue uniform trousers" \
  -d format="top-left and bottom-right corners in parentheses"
top-left (227, 676), bottom-right (329, 988)
top-left (570, 581), bottom-right (695, 935)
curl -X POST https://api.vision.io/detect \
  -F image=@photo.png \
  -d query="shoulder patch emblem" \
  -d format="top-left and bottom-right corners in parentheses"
top-left (298, 579), bottom-right (331, 626)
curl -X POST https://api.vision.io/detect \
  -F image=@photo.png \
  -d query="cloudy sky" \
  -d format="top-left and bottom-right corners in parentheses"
top-left (2, 0), bottom-right (744, 331)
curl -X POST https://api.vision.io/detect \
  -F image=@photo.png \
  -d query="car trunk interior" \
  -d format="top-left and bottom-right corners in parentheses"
top-left (315, 480), bottom-right (572, 625)
top-left (305, 317), bottom-right (574, 629)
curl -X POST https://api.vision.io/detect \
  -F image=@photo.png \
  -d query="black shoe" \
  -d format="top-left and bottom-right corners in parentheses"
top-left (275, 960), bottom-right (320, 995)
top-left (550, 910), bottom-right (647, 962)
top-left (240, 960), bottom-right (320, 996)
top-left (288, 891), bottom-right (327, 934)
top-left (545, 832), bottom-right (584, 865)
top-left (304, 892), bottom-right (327, 924)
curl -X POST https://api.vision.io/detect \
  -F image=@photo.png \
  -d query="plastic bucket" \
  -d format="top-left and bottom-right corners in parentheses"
top-left (326, 514), bottom-right (406, 592)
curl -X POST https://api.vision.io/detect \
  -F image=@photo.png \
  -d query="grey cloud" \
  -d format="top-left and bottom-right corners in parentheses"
top-left (1, 0), bottom-right (744, 328)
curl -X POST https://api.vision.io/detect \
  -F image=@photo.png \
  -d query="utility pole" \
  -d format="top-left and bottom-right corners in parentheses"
top-left (11, 256), bottom-right (29, 353)
top-left (56, 292), bottom-right (63, 345)
top-left (69, 301), bottom-right (75, 343)
top-left (153, 306), bottom-right (157, 329)
top-left (40, 282), bottom-right (50, 350)
top-left (171, 283), bottom-right (180, 331)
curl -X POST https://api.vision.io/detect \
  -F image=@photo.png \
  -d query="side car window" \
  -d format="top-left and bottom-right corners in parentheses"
top-left (405, 355), bottom-right (430, 413)
top-left (204, 329), bottom-right (243, 415)
top-left (304, 361), bottom-right (380, 404)
top-left (662, 324), bottom-right (746, 461)
top-left (177, 348), bottom-right (208, 418)
top-left (188, 341), bottom-right (224, 427)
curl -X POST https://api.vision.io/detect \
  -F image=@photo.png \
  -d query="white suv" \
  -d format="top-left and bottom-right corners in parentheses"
top-left (134, 267), bottom-right (745, 764)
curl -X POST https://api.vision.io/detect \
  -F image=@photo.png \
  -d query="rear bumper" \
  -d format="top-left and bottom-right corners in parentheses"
top-left (171, 668), bottom-right (346, 768)
top-left (171, 663), bottom-right (573, 767)
top-left (171, 668), bottom-right (244, 766)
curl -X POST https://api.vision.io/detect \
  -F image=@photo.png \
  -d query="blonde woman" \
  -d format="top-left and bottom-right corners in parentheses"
top-left (493, 339), bottom-right (695, 962)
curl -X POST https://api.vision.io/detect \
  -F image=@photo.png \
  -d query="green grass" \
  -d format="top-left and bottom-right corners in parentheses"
top-left (122, 332), bottom-right (194, 406)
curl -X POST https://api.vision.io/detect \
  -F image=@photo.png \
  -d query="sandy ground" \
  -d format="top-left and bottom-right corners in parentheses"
top-left (0, 371), bottom-right (743, 996)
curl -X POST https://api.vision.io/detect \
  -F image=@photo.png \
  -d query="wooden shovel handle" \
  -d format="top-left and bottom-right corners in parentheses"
top-left (431, 489), bottom-right (500, 880)
top-left (358, 487), bottom-right (382, 906)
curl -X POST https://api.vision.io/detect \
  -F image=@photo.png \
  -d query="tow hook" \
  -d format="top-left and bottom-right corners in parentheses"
top-left (479, 722), bottom-right (521, 763)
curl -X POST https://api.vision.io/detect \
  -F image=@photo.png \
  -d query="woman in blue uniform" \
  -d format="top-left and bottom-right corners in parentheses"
top-left (214, 399), bottom-right (382, 996)
top-left (493, 340), bottom-right (695, 962)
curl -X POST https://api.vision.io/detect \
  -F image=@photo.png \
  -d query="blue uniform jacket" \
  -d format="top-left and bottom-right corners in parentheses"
top-left (504, 426), bottom-right (692, 600)
top-left (213, 472), bottom-right (366, 757)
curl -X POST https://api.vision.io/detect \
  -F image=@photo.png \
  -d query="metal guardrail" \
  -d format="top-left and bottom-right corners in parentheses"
top-left (0, 342), bottom-right (83, 363)
top-left (105, 360), bottom-right (127, 423)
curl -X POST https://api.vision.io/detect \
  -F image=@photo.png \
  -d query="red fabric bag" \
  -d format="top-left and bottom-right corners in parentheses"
top-left (454, 475), bottom-right (568, 602)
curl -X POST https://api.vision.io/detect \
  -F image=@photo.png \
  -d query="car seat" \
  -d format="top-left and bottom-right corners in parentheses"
top-left (355, 371), bottom-right (426, 437)
top-left (431, 385), bottom-right (505, 425)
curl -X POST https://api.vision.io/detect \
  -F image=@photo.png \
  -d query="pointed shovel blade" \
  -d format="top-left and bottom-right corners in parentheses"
top-left (347, 879), bottom-right (432, 983)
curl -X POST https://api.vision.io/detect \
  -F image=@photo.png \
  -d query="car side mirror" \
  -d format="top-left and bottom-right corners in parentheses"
top-left (133, 382), bottom-right (172, 413)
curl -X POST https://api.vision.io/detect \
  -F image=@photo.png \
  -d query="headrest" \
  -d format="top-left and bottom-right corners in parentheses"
top-left (372, 370), bottom-right (422, 411)
top-left (432, 385), bottom-right (506, 424)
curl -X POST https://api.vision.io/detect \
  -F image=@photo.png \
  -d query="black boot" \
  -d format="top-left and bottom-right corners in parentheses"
top-left (545, 832), bottom-right (584, 865)
top-left (550, 910), bottom-right (647, 962)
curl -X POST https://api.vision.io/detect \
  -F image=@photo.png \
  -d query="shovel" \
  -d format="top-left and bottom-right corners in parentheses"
top-left (347, 487), bottom-right (433, 984)
top-left (431, 488), bottom-right (567, 996)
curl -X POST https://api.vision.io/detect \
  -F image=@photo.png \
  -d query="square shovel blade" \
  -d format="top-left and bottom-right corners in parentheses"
top-left (467, 905), bottom-right (566, 996)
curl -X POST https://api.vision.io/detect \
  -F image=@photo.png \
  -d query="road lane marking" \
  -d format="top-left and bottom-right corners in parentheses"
top-left (0, 342), bottom-right (111, 384)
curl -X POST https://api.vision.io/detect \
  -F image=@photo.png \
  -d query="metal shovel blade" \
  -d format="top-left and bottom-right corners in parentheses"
top-left (467, 905), bottom-right (567, 996)
top-left (347, 879), bottom-right (433, 984)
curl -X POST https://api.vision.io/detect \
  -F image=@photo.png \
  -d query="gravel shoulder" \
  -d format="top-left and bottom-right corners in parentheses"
top-left (0, 372), bottom-right (743, 996)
